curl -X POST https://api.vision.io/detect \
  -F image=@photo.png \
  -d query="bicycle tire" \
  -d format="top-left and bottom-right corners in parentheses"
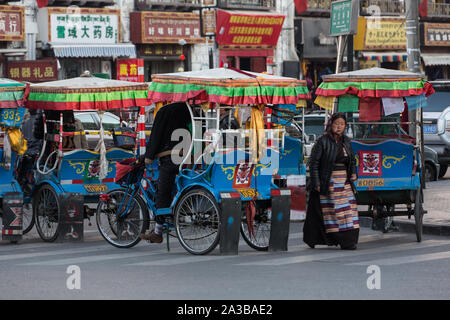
top-left (22, 203), bottom-right (35, 235)
top-left (96, 188), bottom-right (149, 248)
top-left (174, 188), bottom-right (221, 255)
top-left (33, 185), bottom-right (60, 242)
top-left (240, 205), bottom-right (271, 251)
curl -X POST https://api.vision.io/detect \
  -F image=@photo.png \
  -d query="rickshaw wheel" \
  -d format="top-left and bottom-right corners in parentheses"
top-left (33, 185), bottom-right (60, 242)
top-left (96, 189), bottom-right (150, 248)
top-left (22, 202), bottom-right (35, 235)
top-left (414, 188), bottom-right (424, 242)
top-left (174, 188), bottom-right (220, 255)
top-left (240, 205), bottom-right (271, 251)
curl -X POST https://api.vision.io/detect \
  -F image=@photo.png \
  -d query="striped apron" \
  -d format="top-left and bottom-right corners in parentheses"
top-left (319, 169), bottom-right (359, 233)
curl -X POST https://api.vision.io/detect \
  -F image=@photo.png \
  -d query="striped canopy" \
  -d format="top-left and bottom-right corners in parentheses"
top-left (316, 68), bottom-right (434, 98)
top-left (0, 78), bottom-right (27, 109)
top-left (26, 72), bottom-right (151, 111)
top-left (148, 68), bottom-right (311, 105)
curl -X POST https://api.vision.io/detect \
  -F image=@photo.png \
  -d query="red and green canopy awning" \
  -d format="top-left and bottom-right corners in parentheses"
top-left (148, 68), bottom-right (311, 105)
top-left (0, 78), bottom-right (27, 109)
top-left (26, 73), bottom-right (151, 111)
top-left (316, 68), bottom-right (434, 98)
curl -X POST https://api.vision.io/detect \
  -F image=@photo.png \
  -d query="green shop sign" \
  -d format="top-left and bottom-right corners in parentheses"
top-left (43, 7), bottom-right (121, 44)
top-left (330, 0), bottom-right (358, 36)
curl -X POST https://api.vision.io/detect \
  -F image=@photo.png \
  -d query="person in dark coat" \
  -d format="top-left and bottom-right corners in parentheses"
top-left (303, 112), bottom-right (359, 250)
top-left (140, 102), bottom-right (191, 243)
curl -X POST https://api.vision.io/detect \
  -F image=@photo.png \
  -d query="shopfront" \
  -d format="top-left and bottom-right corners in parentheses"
top-left (37, 7), bottom-right (136, 79)
top-left (298, 18), bottom-right (337, 95)
top-left (215, 10), bottom-right (285, 73)
top-left (0, 5), bottom-right (25, 76)
top-left (354, 17), bottom-right (408, 71)
top-left (421, 23), bottom-right (450, 80)
top-left (130, 11), bottom-right (204, 81)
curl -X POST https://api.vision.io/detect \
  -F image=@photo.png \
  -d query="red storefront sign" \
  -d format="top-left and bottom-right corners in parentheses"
top-left (0, 5), bottom-right (25, 41)
top-left (7, 60), bottom-right (58, 82)
top-left (130, 11), bottom-right (204, 44)
top-left (117, 59), bottom-right (144, 82)
top-left (215, 10), bottom-right (285, 46)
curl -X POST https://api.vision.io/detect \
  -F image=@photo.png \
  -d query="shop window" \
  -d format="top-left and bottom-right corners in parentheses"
top-left (380, 62), bottom-right (399, 70)
top-left (239, 57), bottom-right (251, 71)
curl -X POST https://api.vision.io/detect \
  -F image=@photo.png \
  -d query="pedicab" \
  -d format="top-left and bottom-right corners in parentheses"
top-left (0, 79), bottom-right (28, 242)
top-left (315, 67), bottom-right (435, 242)
top-left (24, 72), bottom-right (150, 242)
top-left (96, 68), bottom-right (310, 254)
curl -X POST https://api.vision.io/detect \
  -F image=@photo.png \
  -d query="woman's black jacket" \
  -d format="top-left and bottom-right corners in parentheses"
top-left (308, 134), bottom-right (357, 196)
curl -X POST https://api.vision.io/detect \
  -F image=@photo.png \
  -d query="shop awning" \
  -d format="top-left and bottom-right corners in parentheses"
top-left (51, 44), bottom-right (137, 59)
top-left (422, 54), bottom-right (450, 66)
top-left (362, 51), bottom-right (408, 62)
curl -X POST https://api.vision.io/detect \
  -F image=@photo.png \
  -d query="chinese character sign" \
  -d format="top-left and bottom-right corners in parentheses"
top-left (0, 5), bottom-right (24, 41)
top-left (48, 8), bottom-right (120, 44)
top-left (215, 10), bottom-right (285, 46)
top-left (424, 23), bottom-right (450, 46)
top-left (117, 59), bottom-right (144, 82)
top-left (131, 11), bottom-right (203, 44)
top-left (7, 60), bottom-right (58, 82)
top-left (364, 18), bottom-right (406, 50)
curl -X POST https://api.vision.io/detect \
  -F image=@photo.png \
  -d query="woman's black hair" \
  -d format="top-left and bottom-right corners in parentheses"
top-left (325, 112), bottom-right (347, 136)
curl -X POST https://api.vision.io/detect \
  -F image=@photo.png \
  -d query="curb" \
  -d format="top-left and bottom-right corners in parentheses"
top-left (359, 217), bottom-right (450, 237)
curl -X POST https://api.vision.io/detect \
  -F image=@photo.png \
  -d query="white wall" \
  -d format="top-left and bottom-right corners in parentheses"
top-left (275, 0), bottom-right (299, 76)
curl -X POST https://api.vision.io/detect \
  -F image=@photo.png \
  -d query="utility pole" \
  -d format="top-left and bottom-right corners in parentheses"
top-left (406, 0), bottom-right (421, 74)
top-left (347, 36), bottom-right (354, 71)
top-left (405, 0), bottom-right (424, 187)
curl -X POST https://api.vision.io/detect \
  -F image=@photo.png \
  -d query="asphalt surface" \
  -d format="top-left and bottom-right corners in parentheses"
top-left (1, 171), bottom-right (449, 300)
top-left (0, 221), bottom-right (449, 300)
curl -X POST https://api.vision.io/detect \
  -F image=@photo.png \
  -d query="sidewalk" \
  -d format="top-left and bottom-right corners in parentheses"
top-left (359, 170), bottom-right (450, 237)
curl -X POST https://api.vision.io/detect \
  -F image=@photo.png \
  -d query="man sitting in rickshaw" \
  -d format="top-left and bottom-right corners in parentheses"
top-left (141, 102), bottom-right (191, 243)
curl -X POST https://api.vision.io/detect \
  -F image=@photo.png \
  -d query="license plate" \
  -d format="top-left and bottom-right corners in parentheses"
top-left (423, 124), bottom-right (437, 134)
top-left (84, 184), bottom-right (108, 193)
top-left (357, 179), bottom-right (385, 187)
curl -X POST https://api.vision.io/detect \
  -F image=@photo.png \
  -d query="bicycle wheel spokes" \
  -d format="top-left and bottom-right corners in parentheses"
top-left (175, 189), bottom-right (220, 255)
top-left (96, 189), bottom-right (148, 248)
top-left (240, 209), bottom-right (271, 251)
top-left (34, 186), bottom-right (59, 242)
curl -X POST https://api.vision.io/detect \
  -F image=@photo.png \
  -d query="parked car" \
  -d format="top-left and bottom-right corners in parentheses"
top-left (291, 111), bottom-right (326, 158)
top-left (423, 80), bottom-right (450, 178)
top-left (424, 145), bottom-right (440, 182)
top-left (74, 112), bottom-right (127, 149)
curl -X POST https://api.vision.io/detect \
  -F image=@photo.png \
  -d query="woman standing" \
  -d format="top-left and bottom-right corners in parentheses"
top-left (303, 113), bottom-right (359, 250)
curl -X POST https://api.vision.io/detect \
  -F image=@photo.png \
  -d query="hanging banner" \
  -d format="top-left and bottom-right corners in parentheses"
top-left (215, 9), bottom-right (285, 46)
top-left (37, 7), bottom-right (121, 44)
top-left (202, 8), bottom-right (216, 36)
top-left (117, 59), bottom-right (144, 82)
top-left (0, 5), bottom-right (25, 41)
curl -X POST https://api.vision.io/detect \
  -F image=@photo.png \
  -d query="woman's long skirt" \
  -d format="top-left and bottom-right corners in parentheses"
top-left (303, 170), bottom-right (359, 249)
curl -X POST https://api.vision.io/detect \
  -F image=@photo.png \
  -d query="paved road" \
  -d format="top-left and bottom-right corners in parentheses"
top-left (1, 223), bottom-right (449, 300)
top-left (394, 168), bottom-right (450, 228)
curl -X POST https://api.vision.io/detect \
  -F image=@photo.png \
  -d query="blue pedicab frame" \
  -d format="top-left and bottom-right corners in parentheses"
top-left (316, 68), bottom-right (432, 242)
top-left (96, 102), bottom-right (306, 254)
top-left (22, 73), bottom-right (151, 243)
top-left (349, 121), bottom-right (424, 241)
top-left (0, 107), bottom-right (25, 241)
top-left (25, 110), bottom-right (136, 242)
